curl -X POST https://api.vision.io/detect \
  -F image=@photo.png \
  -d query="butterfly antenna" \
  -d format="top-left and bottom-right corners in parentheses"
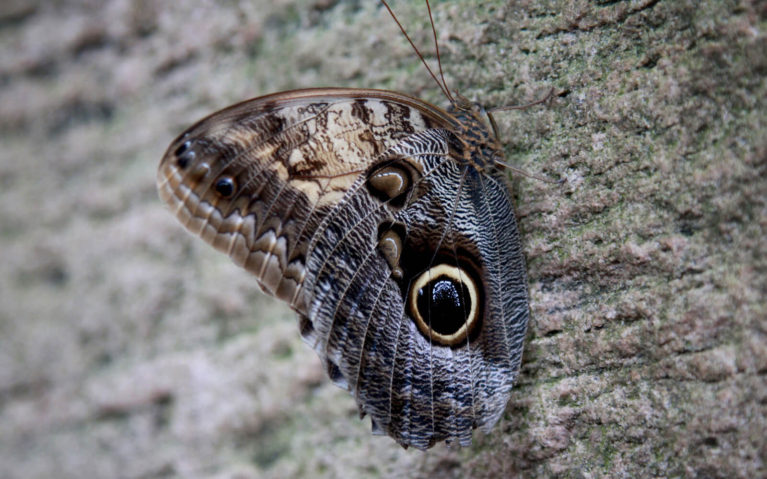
top-left (494, 160), bottom-right (565, 185)
top-left (425, 0), bottom-right (454, 104)
top-left (381, 0), bottom-right (454, 103)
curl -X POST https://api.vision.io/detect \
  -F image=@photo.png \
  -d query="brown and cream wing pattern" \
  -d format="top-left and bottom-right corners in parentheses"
top-left (158, 88), bottom-right (451, 308)
top-left (157, 88), bottom-right (529, 449)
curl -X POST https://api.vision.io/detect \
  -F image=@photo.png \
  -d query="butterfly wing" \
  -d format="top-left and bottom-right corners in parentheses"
top-left (157, 88), bottom-right (529, 449)
top-left (158, 88), bottom-right (453, 306)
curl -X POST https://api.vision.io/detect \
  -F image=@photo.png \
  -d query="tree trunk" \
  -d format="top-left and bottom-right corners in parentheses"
top-left (0, 0), bottom-right (764, 477)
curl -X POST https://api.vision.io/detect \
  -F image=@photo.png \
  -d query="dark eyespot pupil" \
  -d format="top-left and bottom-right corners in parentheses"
top-left (215, 177), bottom-right (235, 197)
top-left (174, 140), bottom-right (195, 169)
top-left (175, 140), bottom-right (192, 157)
top-left (416, 277), bottom-right (470, 336)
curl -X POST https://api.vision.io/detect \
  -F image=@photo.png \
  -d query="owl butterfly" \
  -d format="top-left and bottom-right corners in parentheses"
top-left (158, 0), bottom-right (544, 450)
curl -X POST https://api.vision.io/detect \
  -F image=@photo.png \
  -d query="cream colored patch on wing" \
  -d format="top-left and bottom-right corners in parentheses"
top-left (367, 100), bottom-right (390, 127)
top-left (214, 99), bottom-right (430, 208)
top-left (288, 148), bottom-right (305, 168)
top-left (267, 102), bottom-right (388, 207)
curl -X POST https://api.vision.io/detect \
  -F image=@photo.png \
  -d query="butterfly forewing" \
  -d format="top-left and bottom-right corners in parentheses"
top-left (157, 87), bottom-right (529, 449)
top-left (159, 89), bottom-right (450, 305)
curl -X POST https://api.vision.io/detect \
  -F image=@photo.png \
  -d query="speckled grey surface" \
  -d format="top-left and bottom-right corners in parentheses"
top-left (0, 1), bottom-right (765, 477)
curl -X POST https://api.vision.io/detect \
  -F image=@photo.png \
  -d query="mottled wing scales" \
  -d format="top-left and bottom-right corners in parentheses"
top-left (297, 128), bottom-right (527, 448)
top-left (158, 89), bottom-right (444, 312)
top-left (157, 88), bottom-right (529, 450)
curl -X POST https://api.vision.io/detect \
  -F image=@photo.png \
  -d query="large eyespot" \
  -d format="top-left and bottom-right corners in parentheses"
top-left (214, 176), bottom-right (236, 198)
top-left (408, 263), bottom-right (480, 346)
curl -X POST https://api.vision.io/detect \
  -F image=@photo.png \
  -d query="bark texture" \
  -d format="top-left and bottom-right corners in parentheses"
top-left (0, 0), bottom-right (764, 478)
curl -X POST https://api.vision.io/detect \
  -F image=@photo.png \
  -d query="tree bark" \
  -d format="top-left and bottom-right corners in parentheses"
top-left (0, 0), bottom-right (764, 478)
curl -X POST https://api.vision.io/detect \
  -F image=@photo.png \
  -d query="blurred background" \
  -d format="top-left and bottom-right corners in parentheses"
top-left (1, 1), bottom-right (764, 478)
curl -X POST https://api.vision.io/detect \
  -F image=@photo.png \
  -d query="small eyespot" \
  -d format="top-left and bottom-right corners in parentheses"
top-left (174, 140), bottom-right (192, 156)
top-left (214, 177), bottom-right (236, 198)
top-left (176, 150), bottom-right (195, 169)
top-left (190, 162), bottom-right (210, 180)
top-left (175, 140), bottom-right (194, 168)
top-left (377, 226), bottom-right (406, 279)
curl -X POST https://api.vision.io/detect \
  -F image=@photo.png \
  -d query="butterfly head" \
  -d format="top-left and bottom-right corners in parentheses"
top-left (444, 99), bottom-right (505, 171)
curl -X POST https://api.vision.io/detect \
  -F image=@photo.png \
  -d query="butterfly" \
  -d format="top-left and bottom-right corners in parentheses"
top-left (157, 0), bottom-right (546, 450)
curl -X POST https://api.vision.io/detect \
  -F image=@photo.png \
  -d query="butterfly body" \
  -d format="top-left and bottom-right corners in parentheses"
top-left (158, 88), bottom-right (529, 449)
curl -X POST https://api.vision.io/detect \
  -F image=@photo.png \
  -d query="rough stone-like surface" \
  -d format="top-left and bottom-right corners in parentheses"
top-left (0, 0), bottom-right (764, 477)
